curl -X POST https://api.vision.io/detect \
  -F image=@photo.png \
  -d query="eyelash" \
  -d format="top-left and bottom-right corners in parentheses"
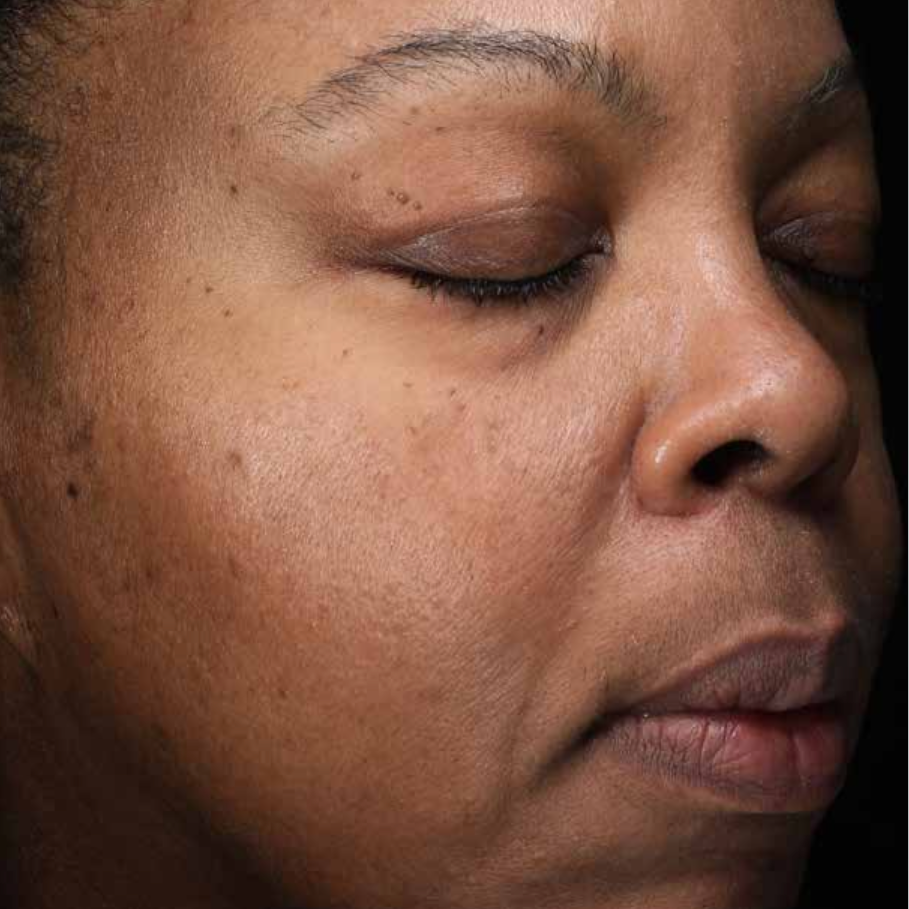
top-left (406, 253), bottom-right (600, 308)
top-left (776, 261), bottom-right (884, 308)
top-left (398, 251), bottom-right (882, 310)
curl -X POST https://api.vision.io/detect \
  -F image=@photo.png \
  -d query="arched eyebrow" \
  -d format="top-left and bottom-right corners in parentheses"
top-left (267, 24), bottom-right (665, 141)
top-left (264, 27), bottom-right (865, 151)
top-left (783, 54), bottom-right (865, 135)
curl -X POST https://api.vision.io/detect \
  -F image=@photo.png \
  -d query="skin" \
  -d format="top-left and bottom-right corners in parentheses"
top-left (0, 1), bottom-right (902, 907)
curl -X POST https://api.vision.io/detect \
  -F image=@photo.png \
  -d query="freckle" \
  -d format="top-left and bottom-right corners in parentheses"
top-left (185, 276), bottom-right (193, 286)
top-left (50, 602), bottom-right (61, 620)
top-left (277, 687), bottom-right (288, 701)
top-left (223, 308), bottom-right (232, 318)
top-left (67, 415), bottom-right (96, 454)
top-left (409, 105), bottom-right (420, 115)
top-left (205, 285), bottom-right (214, 294)
top-left (396, 192), bottom-right (410, 204)
top-left (457, 401), bottom-right (467, 412)
top-left (387, 188), bottom-right (396, 197)
top-left (402, 380), bottom-right (413, 389)
top-left (144, 564), bottom-right (159, 584)
top-left (66, 481), bottom-right (80, 500)
top-left (448, 386), bottom-right (457, 397)
top-left (537, 323), bottom-right (546, 336)
top-left (229, 183), bottom-right (239, 196)
top-left (412, 201), bottom-right (423, 211)
top-left (434, 125), bottom-right (446, 133)
top-left (226, 450), bottom-right (244, 470)
top-left (341, 347), bottom-right (351, 358)
top-left (408, 424), bottom-right (418, 436)
top-left (350, 170), bottom-right (362, 181)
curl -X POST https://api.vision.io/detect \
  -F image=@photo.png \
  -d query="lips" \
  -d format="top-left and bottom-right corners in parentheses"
top-left (618, 633), bottom-right (861, 716)
top-left (577, 628), bottom-right (864, 811)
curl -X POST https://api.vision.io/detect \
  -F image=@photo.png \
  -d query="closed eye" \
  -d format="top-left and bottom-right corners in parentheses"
top-left (773, 259), bottom-right (883, 307)
top-left (395, 250), bottom-right (605, 308)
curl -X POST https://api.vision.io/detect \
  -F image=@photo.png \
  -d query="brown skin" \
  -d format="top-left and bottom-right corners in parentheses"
top-left (0, 1), bottom-right (902, 907)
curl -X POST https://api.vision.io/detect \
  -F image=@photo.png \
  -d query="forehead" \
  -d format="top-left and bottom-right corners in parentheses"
top-left (110, 0), bottom-right (848, 126)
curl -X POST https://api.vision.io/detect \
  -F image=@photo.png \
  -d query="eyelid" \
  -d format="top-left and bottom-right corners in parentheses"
top-left (761, 212), bottom-right (877, 275)
top-left (374, 206), bottom-right (608, 279)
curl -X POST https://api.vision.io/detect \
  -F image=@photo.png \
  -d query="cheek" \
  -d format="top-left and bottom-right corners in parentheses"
top-left (32, 343), bottom-right (634, 885)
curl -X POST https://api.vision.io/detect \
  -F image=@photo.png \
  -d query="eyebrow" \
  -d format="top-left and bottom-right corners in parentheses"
top-left (267, 28), bottom-right (866, 152)
top-left (270, 24), bottom-right (663, 141)
top-left (784, 54), bottom-right (865, 133)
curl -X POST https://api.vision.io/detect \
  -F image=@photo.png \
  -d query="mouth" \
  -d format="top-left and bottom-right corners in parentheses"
top-left (573, 630), bottom-right (863, 812)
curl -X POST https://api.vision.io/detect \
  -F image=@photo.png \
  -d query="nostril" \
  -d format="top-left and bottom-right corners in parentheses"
top-left (692, 439), bottom-right (769, 487)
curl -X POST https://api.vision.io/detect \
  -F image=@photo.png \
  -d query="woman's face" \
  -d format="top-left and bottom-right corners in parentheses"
top-left (3, 0), bottom-right (902, 907)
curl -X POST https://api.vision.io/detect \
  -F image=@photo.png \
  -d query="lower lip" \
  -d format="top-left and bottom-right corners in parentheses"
top-left (593, 702), bottom-right (850, 811)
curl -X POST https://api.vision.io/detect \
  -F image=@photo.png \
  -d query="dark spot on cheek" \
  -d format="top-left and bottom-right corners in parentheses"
top-left (144, 564), bottom-right (159, 585)
top-left (66, 416), bottom-right (96, 454)
top-left (350, 170), bottom-right (362, 181)
top-left (408, 424), bottom-right (419, 436)
top-left (448, 386), bottom-right (458, 397)
top-left (227, 555), bottom-right (242, 580)
top-left (226, 450), bottom-right (244, 471)
top-left (227, 124), bottom-right (244, 149)
top-left (205, 285), bottom-right (215, 294)
top-left (395, 191), bottom-right (410, 205)
top-left (402, 380), bottom-right (413, 389)
top-left (537, 323), bottom-right (546, 336)
top-left (409, 105), bottom-right (421, 115)
top-left (223, 309), bottom-right (233, 318)
top-left (412, 201), bottom-right (423, 211)
top-left (341, 348), bottom-right (351, 358)
top-left (229, 183), bottom-right (239, 196)
top-left (434, 125), bottom-right (446, 133)
top-left (65, 481), bottom-right (80, 500)
top-left (387, 188), bottom-right (396, 198)
top-left (277, 687), bottom-right (288, 701)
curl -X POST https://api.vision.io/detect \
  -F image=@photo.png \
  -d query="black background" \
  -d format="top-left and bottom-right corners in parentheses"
top-left (797, 5), bottom-right (905, 909)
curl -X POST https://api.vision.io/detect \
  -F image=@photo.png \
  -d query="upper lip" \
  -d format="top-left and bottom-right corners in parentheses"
top-left (621, 629), bottom-right (862, 716)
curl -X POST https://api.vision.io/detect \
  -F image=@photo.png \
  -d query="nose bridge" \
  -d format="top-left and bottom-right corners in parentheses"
top-left (630, 228), bottom-right (860, 517)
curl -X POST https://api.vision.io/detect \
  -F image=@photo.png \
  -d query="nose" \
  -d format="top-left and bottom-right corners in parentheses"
top-left (631, 308), bottom-right (861, 517)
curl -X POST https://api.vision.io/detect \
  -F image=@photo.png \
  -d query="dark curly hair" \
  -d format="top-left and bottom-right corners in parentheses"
top-left (0, 1), bottom-right (67, 291)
